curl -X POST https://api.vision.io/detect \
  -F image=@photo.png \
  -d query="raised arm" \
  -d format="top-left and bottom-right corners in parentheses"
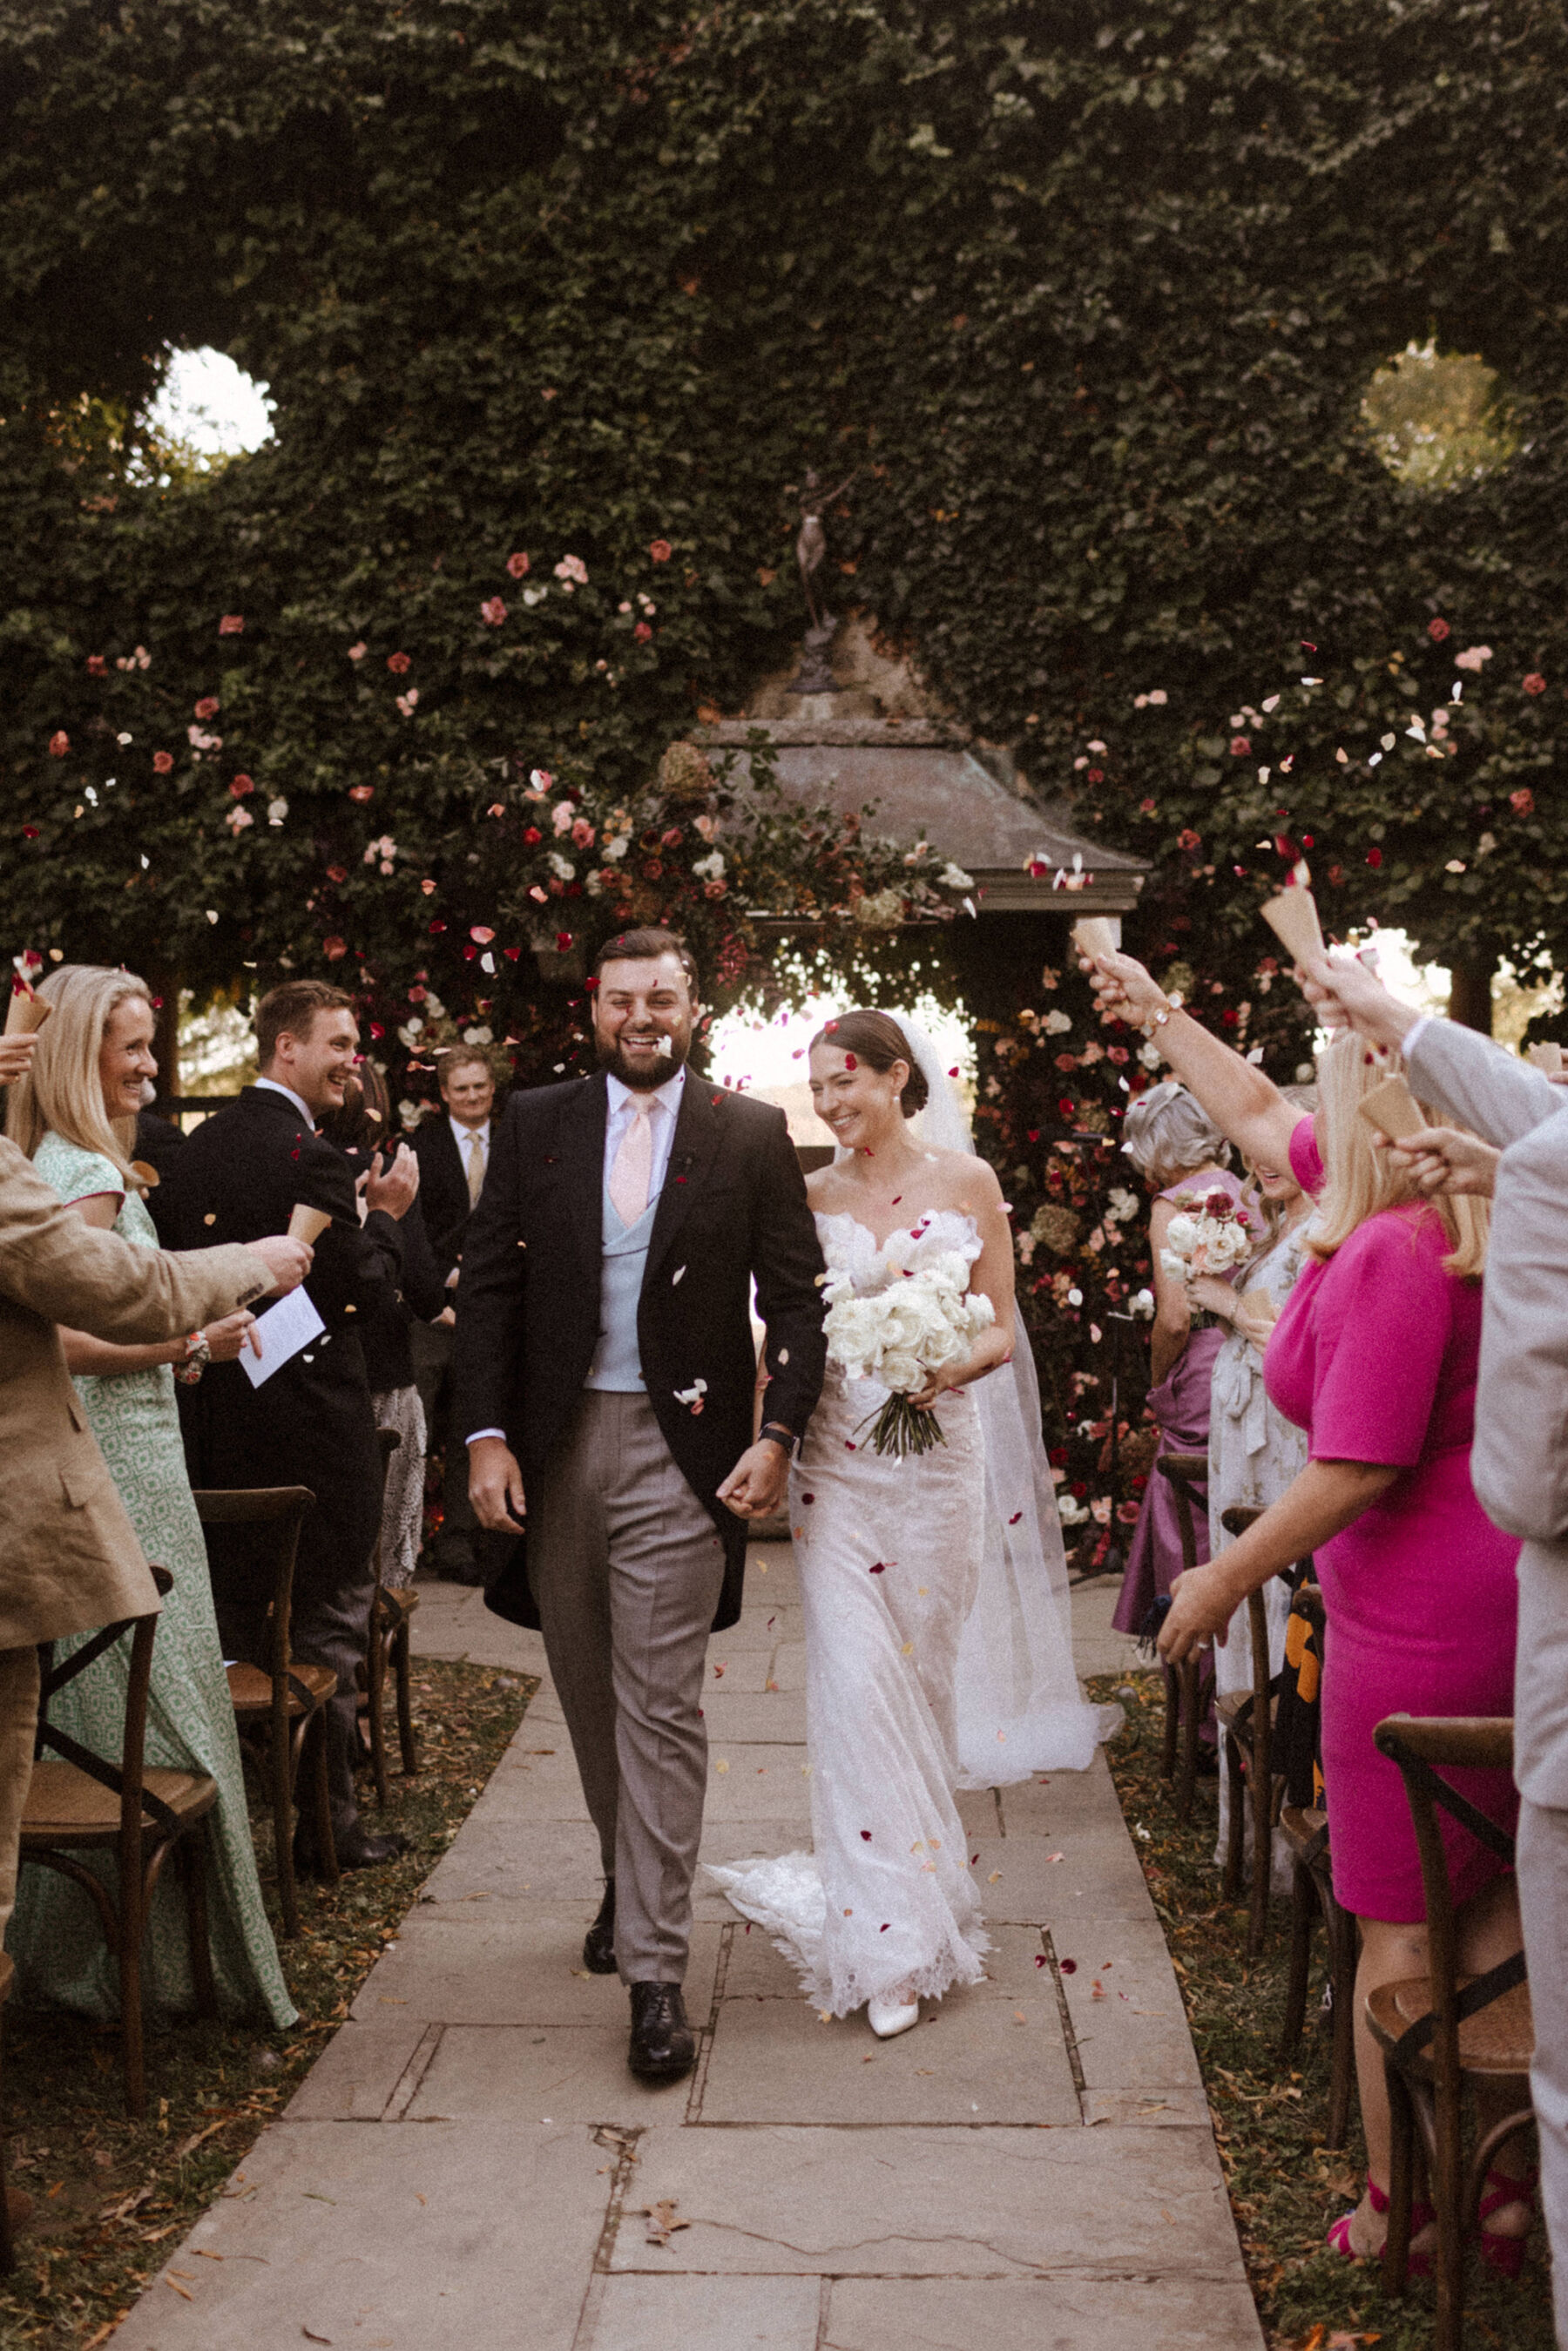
top-left (1086, 950), bottom-right (1301, 1171)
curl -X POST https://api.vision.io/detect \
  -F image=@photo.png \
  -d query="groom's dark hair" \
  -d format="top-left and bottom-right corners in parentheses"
top-left (593, 927), bottom-right (700, 1000)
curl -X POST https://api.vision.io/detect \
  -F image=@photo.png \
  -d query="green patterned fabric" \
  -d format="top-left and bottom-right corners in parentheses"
top-left (6, 1138), bottom-right (295, 2029)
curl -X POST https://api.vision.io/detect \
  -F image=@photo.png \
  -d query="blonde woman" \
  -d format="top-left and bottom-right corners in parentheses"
top-left (1089, 949), bottom-right (1529, 2273)
top-left (4, 967), bottom-right (294, 2030)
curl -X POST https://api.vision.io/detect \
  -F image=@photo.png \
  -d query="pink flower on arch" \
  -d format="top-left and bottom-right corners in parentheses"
top-left (218, 613), bottom-right (245, 636)
top-left (348, 641), bottom-right (368, 663)
top-left (649, 539), bottom-right (672, 564)
top-left (86, 655), bottom-right (105, 677)
top-left (1454, 645), bottom-right (1493, 673)
top-left (152, 750), bottom-right (174, 774)
top-left (229, 774), bottom-right (255, 797)
top-left (554, 554), bottom-right (588, 587)
top-left (1511, 787), bottom-right (1536, 816)
top-left (1524, 672), bottom-right (1547, 697)
top-left (387, 651), bottom-right (411, 675)
top-left (322, 936), bottom-right (348, 962)
top-left (47, 731), bottom-right (69, 757)
top-left (194, 695), bottom-right (220, 720)
top-left (506, 551), bottom-right (531, 579)
top-left (1229, 735), bottom-right (1251, 756)
top-left (634, 620), bottom-right (652, 643)
top-left (480, 597), bottom-right (507, 626)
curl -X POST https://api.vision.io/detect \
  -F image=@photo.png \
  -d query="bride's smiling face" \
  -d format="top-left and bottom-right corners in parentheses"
top-left (808, 1041), bottom-right (910, 1154)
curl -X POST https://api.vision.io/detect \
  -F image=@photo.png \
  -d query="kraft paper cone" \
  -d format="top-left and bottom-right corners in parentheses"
top-left (1071, 915), bottom-right (1119, 963)
top-left (1237, 1286), bottom-right (1279, 1326)
top-left (287, 1203), bottom-right (332, 1245)
top-left (1527, 1042), bottom-right (1564, 1075)
top-left (1356, 1073), bottom-right (1426, 1143)
top-left (4, 984), bottom-right (51, 1037)
top-left (1258, 882), bottom-right (1324, 966)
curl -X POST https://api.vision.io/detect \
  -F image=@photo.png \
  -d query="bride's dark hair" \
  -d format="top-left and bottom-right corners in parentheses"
top-left (809, 1010), bottom-right (929, 1118)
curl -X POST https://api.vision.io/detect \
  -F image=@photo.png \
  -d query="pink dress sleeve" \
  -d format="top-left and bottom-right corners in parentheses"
top-left (1288, 1113), bottom-right (1324, 1197)
top-left (1305, 1212), bottom-right (1454, 1467)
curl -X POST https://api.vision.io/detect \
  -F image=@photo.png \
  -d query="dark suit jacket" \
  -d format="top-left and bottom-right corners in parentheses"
top-left (453, 1070), bottom-right (827, 1632)
top-left (412, 1115), bottom-right (479, 1284)
top-left (336, 1152), bottom-right (449, 1394)
top-left (153, 1086), bottom-right (406, 1577)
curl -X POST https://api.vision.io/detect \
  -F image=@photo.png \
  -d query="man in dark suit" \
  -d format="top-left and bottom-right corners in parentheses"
top-left (155, 979), bottom-right (419, 1871)
top-left (455, 929), bottom-right (826, 2082)
top-left (409, 1048), bottom-right (497, 1584)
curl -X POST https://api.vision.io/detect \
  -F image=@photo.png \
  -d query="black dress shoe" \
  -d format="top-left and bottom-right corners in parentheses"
top-left (628, 1982), bottom-right (695, 2081)
top-left (294, 1827), bottom-right (408, 1879)
top-left (583, 1880), bottom-right (617, 1974)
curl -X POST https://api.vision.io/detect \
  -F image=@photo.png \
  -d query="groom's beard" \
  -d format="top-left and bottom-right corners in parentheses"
top-left (594, 1032), bottom-right (693, 1091)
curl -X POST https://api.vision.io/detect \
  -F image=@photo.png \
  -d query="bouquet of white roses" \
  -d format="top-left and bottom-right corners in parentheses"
top-left (1159, 1189), bottom-right (1254, 1286)
top-left (822, 1236), bottom-right (995, 1458)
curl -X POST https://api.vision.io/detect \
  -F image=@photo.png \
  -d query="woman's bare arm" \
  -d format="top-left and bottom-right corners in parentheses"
top-left (1088, 951), bottom-right (1303, 1170)
top-left (1158, 1458), bottom-right (1399, 1661)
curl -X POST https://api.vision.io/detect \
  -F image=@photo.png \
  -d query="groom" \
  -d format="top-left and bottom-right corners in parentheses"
top-left (454, 928), bottom-right (826, 2079)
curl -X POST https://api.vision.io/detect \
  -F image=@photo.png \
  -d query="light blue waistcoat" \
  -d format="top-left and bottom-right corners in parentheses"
top-left (584, 1167), bottom-right (661, 1392)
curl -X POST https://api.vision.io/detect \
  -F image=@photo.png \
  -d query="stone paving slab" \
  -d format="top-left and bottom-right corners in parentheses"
top-left (113, 1549), bottom-right (1261, 2351)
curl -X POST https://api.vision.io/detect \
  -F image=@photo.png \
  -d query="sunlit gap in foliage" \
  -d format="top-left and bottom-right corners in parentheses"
top-left (709, 955), bottom-right (972, 1146)
top-left (138, 347), bottom-right (274, 483)
top-left (1362, 341), bottom-right (1520, 490)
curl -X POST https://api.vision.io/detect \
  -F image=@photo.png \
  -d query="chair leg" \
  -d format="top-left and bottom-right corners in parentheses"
top-left (119, 1875), bottom-right (146, 2121)
top-left (366, 1616), bottom-right (389, 1814)
top-left (1247, 1752), bottom-right (1272, 1959)
top-left (310, 1713), bottom-right (340, 1887)
top-left (181, 1829), bottom-right (218, 2021)
top-left (1326, 1891), bottom-right (1358, 2151)
top-left (1177, 1659), bottom-right (1201, 1824)
top-left (0, 2012), bottom-right (13, 2277)
top-left (1221, 1726), bottom-right (1247, 1901)
top-left (273, 1719), bottom-right (301, 1942)
top-left (1281, 1861), bottom-right (1314, 2054)
top-left (1160, 1664), bottom-right (1179, 1782)
top-left (1431, 2027), bottom-right (1468, 2351)
top-left (1382, 2056), bottom-right (1417, 2292)
top-left (394, 1619), bottom-right (417, 1780)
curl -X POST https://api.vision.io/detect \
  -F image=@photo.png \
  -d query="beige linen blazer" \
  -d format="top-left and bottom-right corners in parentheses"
top-left (0, 1137), bottom-right (274, 1647)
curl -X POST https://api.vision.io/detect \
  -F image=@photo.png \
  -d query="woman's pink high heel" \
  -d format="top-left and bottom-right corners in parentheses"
top-left (1476, 2165), bottom-right (1537, 2280)
top-left (1327, 2173), bottom-right (1434, 2274)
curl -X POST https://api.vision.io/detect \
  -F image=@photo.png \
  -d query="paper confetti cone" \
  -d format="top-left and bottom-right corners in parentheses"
top-left (1258, 865), bottom-right (1325, 965)
top-left (4, 983), bottom-right (51, 1037)
top-left (1070, 915), bottom-right (1119, 964)
top-left (287, 1203), bottom-right (332, 1245)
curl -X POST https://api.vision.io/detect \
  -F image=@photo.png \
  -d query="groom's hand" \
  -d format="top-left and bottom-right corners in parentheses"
top-left (718, 1437), bottom-right (789, 1521)
top-left (470, 1435), bottom-right (526, 1529)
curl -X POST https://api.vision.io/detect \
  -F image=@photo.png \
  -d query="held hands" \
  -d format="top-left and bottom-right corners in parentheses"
top-left (0, 1034), bottom-right (37, 1087)
top-left (247, 1234), bottom-right (314, 1295)
top-left (717, 1437), bottom-right (790, 1521)
top-left (365, 1142), bottom-right (420, 1220)
top-left (1378, 1125), bottom-right (1501, 1199)
top-left (1156, 1564), bottom-right (1233, 1665)
top-left (470, 1435), bottom-right (526, 1530)
top-left (203, 1308), bottom-right (260, 1363)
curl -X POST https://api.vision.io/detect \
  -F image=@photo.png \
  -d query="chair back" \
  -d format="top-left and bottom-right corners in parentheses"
top-left (190, 1487), bottom-right (314, 1692)
top-left (33, 1565), bottom-right (172, 1890)
top-left (1372, 1715), bottom-right (1521, 2122)
top-left (1156, 1451), bottom-right (1208, 1573)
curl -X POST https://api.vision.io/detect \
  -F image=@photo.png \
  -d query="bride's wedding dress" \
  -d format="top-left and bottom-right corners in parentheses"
top-left (708, 1022), bottom-right (1111, 2016)
top-left (707, 1208), bottom-right (991, 2014)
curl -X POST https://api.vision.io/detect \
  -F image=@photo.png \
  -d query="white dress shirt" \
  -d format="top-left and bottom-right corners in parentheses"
top-left (466, 1064), bottom-right (686, 1446)
top-left (449, 1112), bottom-right (491, 1160)
top-left (254, 1075), bottom-right (316, 1125)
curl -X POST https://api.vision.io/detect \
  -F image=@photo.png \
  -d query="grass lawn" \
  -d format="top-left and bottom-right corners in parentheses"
top-left (1088, 1668), bottom-right (1553, 2351)
top-left (0, 1657), bottom-right (534, 2351)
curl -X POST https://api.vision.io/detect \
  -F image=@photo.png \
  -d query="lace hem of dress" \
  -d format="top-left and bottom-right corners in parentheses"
top-left (705, 1853), bottom-right (990, 2016)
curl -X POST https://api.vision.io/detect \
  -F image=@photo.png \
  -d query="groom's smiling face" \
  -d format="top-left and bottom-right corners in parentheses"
top-left (592, 952), bottom-right (700, 1090)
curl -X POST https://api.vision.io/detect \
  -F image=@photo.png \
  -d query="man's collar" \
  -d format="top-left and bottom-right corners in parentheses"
top-left (605, 1063), bottom-right (686, 1118)
top-left (254, 1075), bottom-right (316, 1126)
top-left (449, 1111), bottom-right (490, 1142)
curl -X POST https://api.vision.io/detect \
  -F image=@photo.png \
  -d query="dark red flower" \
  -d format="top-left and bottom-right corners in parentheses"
top-left (555, 931), bottom-right (574, 951)
top-left (326, 864), bottom-right (348, 884)
top-left (152, 750), bottom-right (174, 774)
top-left (1366, 847), bottom-right (1383, 868)
top-left (1511, 787), bottom-right (1536, 815)
top-left (387, 652), bottom-right (411, 675)
top-left (1428, 617), bottom-right (1450, 643)
top-left (634, 621), bottom-right (652, 643)
top-left (1229, 735), bottom-right (1251, 756)
top-left (649, 538), bottom-right (672, 564)
top-left (1177, 828), bottom-right (1201, 853)
top-left (1524, 672), bottom-right (1547, 696)
top-left (523, 825), bottom-right (542, 844)
top-left (1086, 766), bottom-right (1105, 783)
top-left (193, 695), bottom-right (220, 720)
top-left (229, 774), bottom-right (254, 797)
top-left (86, 654), bottom-right (105, 677)
top-left (506, 551), bottom-right (530, 579)
top-left (47, 731), bottom-right (69, 757)
top-left (322, 936), bottom-right (347, 961)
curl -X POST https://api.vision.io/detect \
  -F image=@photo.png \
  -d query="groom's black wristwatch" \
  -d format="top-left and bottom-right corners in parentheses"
top-left (759, 1422), bottom-right (799, 1456)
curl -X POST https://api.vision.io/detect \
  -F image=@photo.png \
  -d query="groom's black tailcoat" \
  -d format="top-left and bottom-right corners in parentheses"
top-left (453, 1068), bottom-right (827, 1632)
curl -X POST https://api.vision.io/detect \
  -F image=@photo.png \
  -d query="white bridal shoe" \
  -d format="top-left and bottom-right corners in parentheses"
top-left (868, 1990), bottom-right (921, 2040)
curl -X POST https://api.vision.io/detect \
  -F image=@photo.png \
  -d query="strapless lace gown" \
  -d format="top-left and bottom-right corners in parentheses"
top-left (708, 1210), bottom-right (990, 2014)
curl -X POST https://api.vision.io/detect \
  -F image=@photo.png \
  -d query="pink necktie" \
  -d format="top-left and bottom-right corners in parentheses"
top-left (609, 1097), bottom-right (656, 1226)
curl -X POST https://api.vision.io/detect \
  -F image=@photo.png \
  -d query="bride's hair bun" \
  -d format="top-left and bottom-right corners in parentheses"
top-left (810, 1009), bottom-right (929, 1118)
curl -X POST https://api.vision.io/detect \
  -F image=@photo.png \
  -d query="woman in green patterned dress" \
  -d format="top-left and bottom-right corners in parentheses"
top-left (4, 966), bottom-right (294, 2030)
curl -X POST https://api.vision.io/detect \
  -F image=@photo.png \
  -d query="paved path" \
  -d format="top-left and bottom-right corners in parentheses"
top-left (114, 1551), bottom-right (1262, 2351)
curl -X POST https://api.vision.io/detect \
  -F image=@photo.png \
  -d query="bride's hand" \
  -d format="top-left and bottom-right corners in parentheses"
top-left (908, 1364), bottom-right (960, 1410)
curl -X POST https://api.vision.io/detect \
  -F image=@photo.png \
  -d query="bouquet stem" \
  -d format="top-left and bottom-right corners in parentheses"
top-left (856, 1395), bottom-right (948, 1459)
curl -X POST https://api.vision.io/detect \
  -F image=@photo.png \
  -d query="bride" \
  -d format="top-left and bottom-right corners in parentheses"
top-left (709, 1010), bottom-right (1106, 2039)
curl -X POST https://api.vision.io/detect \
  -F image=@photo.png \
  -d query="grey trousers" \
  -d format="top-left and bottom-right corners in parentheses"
top-left (530, 1391), bottom-right (727, 1985)
top-left (1517, 1796), bottom-right (1568, 2348)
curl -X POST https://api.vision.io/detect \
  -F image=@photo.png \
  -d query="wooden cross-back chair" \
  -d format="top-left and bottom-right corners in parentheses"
top-left (192, 1485), bottom-right (330, 1938)
top-left (1275, 1580), bottom-right (1357, 2148)
top-left (19, 1566), bottom-right (218, 2118)
top-left (1154, 1450), bottom-right (1210, 1821)
top-left (1371, 1715), bottom-right (1533, 2351)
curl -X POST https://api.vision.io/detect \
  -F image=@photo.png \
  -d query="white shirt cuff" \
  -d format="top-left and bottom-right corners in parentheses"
top-left (466, 1428), bottom-right (507, 1446)
top-left (1402, 1014), bottom-right (1433, 1059)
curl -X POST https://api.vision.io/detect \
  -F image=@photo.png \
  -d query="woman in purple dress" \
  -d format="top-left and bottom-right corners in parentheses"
top-left (1112, 1082), bottom-right (1243, 1643)
top-left (1086, 948), bottom-right (1532, 2274)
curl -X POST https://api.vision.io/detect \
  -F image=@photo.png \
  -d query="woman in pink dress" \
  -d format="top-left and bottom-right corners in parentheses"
top-left (1085, 947), bottom-right (1532, 2273)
